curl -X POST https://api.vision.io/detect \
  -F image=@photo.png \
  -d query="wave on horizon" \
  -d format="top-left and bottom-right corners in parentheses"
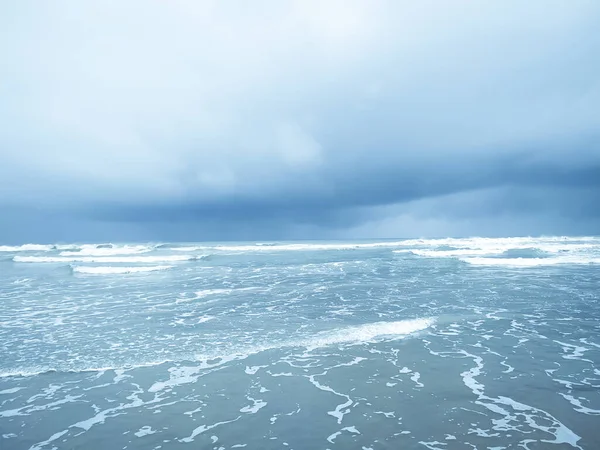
top-left (72, 265), bottom-right (173, 275)
top-left (14, 255), bottom-right (206, 264)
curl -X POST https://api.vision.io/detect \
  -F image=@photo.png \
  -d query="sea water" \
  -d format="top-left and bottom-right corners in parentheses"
top-left (1, 237), bottom-right (599, 449)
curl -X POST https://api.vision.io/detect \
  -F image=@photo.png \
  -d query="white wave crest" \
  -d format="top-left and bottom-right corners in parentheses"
top-left (72, 266), bottom-right (173, 274)
top-left (14, 255), bottom-right (203, 263)
top-left (399, 236), bottom-right (598, 248)
top-left (391, 236), bottom-right (600, 263)
top-left (0, 244), bottom-right (55, 252)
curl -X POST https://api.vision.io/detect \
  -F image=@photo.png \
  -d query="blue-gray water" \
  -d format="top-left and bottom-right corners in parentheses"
top-left (1, 237), bottom-right (599, 449)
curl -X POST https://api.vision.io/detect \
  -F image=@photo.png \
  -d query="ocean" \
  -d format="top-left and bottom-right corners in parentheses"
top-left (1, 236), bottom-right (599, 449)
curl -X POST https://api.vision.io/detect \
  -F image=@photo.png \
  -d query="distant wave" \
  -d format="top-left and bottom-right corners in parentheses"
top-left (406, 249), bottom-right (497, 257)
top-left (389, 236), bottom-right (600, 264)
top-left (461, 257), bottom-right (600, 267)
top-left (405, 247), bottom-right (554, 259)
top-left (96, 242), bottom-right (413, 253)
top-left (72, 265), bottom-right (173, 274)
top-left (2, 237), bottom-right (598, 255)
top-left (60, 245), bottom-right (152, 257)
top-left (208, 241), bottom-right (413, 253)
top-left (153, 243), bottom-right (193, 250)
top-left (0, 244), bottom-right (56, 252)
top-left (14, 255), bottom-right (206, 264)
top-left (204, 237), bottom-right (600, 254)
top-left (170, 246), bottom-right (210, 252)
top-left (399, 236), bottom-right (598, 248)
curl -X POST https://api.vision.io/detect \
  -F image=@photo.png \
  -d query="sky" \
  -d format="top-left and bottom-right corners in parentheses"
top-left (1, 0), bottom-right (599, 243)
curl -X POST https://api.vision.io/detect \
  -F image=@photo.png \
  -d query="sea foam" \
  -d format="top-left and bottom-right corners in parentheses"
top-left (302, 318), bottom-right (434, 349)
top-left (0, 318), bottom-right (433, 379)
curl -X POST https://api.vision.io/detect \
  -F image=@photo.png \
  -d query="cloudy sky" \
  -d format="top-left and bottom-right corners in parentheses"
top-left (1, 1), bottom-right (599, 243)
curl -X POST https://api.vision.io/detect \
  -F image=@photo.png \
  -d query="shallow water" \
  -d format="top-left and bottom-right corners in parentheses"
top-left (1, 237), bottom-right (599, 449)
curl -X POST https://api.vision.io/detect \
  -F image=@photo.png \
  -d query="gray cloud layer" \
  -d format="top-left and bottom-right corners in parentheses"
top-left (1, 1), bottom-right (599, 242)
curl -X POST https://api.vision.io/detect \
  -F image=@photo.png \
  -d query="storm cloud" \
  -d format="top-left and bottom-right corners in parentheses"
top-left (1, 1), bottom-right (599, 242)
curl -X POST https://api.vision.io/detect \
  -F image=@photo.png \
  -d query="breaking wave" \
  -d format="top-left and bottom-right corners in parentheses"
top-left (391, 237), bottom-right (599, 265)
top-left (2, 237), bottom-right (598, 256)
top-left (401, 247), bottom-right (553, 259)
top-left (0, 244), bottom-right (56, 252)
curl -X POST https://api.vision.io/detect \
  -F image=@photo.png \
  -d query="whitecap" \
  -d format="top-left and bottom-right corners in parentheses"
top-left (0, 244), bottom-right (54, 252)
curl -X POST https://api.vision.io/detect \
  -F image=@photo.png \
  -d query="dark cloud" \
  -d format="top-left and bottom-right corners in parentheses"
top-left (1, 1), bottom-right (599, 242)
